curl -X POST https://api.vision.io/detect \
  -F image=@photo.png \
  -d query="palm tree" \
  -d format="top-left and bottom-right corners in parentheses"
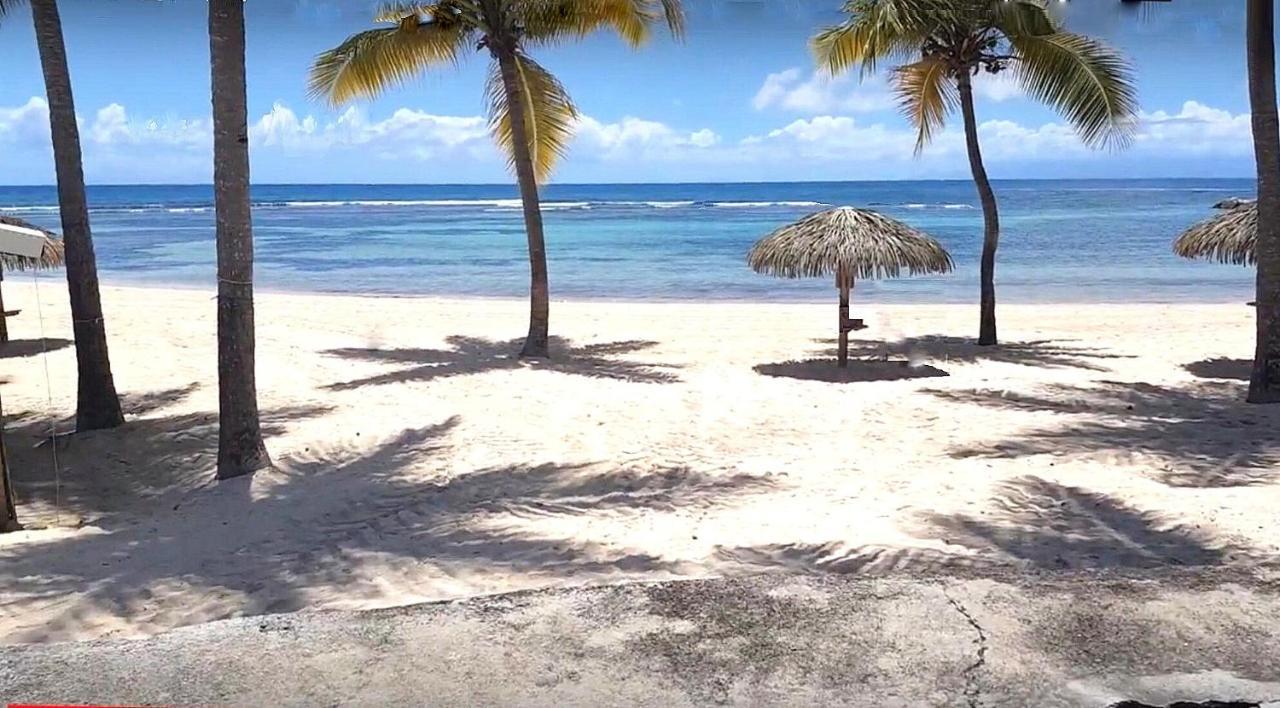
top-left (309, 0), bottom-right (683, 358)
top-left (25, 0), bottom-right (125, 429)
top-left (813, 0), bottom-right (1137, 346)
top-left (1246, 0), bottom-right (1280, 404)
top-left (209, 0), bottom-right (270, 477)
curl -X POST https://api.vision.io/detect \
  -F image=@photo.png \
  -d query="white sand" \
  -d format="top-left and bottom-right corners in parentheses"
top-left (0, 281), bottom-right (1276, 643)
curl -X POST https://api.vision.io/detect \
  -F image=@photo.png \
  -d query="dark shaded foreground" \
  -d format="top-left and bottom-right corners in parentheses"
top-left (2, 571), bottom-right (1278, 707)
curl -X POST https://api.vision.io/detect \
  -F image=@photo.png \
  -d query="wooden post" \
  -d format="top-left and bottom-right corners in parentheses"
top-left (837, 265), bottom-right (850, 368)
top-left (0, 271), bottom-right (7, 344)
top-left (0, 387), bottom-right (20, 532)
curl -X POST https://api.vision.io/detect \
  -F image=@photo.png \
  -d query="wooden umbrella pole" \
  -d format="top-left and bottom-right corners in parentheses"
top-left (0, 387), bottom-right (19, 532)
top-left (837, 264), bottom-right (850, 368)
top-left (0, 270), bottom-right (7, 344)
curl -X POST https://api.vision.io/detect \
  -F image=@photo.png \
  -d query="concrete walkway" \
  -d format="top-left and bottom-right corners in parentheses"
top-left (3, 570), bottom-right (1280, 707)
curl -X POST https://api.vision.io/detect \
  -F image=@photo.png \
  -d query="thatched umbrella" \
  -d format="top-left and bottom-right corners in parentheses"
top-left (1173, 203), bottom-right (1257, 267)
top-left (748, 206), bottom-right (954, 368)
top-left (0, 215), bottom-right (65, 343)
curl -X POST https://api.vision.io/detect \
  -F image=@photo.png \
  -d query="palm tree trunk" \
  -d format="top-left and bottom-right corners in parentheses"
top-left (30, 0), bottom-right (123, 431)
top-left (209, 0), bottom-right (270, 477)
top-left (1247, 0), bottom-right (1280, 404)
top-left (495, 48), bottom-right (551, 359)
top-left (0, 389), bottom-right (20, 533)
top-left (957, 71), bottom-right (1000, 347)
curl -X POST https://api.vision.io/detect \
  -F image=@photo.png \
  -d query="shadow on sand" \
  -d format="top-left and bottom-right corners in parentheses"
top-left (754, 359), bottom-right (949, 383)
top-left (5, 384), bottom-right (332, 527)
top-left (928, 380), bottom-right (1280, 488)
top-left (324, 335), bottom-right (680, 389)
top-left (716, 476), bottom-right (1255, 576)
top-left (0, 410), bottom-right (778, 642)
top-left (1184, 357), bottom-right (1252, 382)
top-left (0, 338), bottom-right (71, 359)
top-left (813, 335), bottom-right (1132, 371)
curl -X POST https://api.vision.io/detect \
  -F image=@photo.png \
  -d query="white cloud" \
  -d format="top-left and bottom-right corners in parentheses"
top-left (972, 71), bottom-right (1022, 103)
top-left (0, 97), bottom-right (51, 146)
top-left (752, 68), bottom-right (895, 114)
top-left (0, 95), bottom-right (1257, 183)
top-left (574, 115), bottom-right (721, 161)
top-left (1136, 100), bottom-right (1253, 155)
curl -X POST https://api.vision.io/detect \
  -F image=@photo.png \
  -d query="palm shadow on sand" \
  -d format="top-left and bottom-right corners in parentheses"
top-left (0, 411), bottom-right (778, 642)
top-left (5, 383), bottom-right (333, 528)
top-left (754, 358), bottom-right (949, 383)
top-left (812, 335), bottom-right (1131, 371)
top-left (928, 380), bottom-right (1280, 488)
top-left (715, 476), bottom-right (1256, 577)
top-left (323, 335), bottom-right (680, 389)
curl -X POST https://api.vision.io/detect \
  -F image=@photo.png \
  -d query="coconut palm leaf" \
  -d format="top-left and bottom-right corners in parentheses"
top-left (484, 53), bottom-right (578, 182)
top-left (893, 57), bottom-right (958, 153)
top-left (990, 0), bottom-right (1057, 37)
top-left (812, 0), bottom-right (953, 76)
top-left (519, 0), bottom-right (684, 46)
top-left (1009, 31), bottom-right (1138, 150)
top-left (308, 19), bottom-right (470, 105)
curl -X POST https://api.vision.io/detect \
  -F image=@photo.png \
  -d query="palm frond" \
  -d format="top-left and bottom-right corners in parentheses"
top-left (308, 20), bottom-right (470, 105)
top-left (0, 0), bottom-right (25, 19)
top-left (811, 0), bottom-right (951, 77)
top-left (892, 57), bottom-right (957, 154)
top-left (484, 54), bottom-right (578, 183)
top-left (990, 0), bottom-right (1057, 37)
top-left (518, 0), bottom-right (683, 46)
top-left (373, 2), bottom-right (436, 22)
top-left (1011, 31), bottom-right (1138, 150)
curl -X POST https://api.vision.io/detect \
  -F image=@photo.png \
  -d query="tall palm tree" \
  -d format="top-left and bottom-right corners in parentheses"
top-left (209, 0), bottom-right (270, 477)
top-left (1246, 0), bottom-right (1280, 404)
top-left (25, 0), bottom-right (125, 430)
top-left (813, 0), bottom-right (1137, 345)
top-left (309, 0), bottom-right (683, 358)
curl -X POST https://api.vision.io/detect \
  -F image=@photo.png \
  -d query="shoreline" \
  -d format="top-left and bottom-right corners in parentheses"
top-left (12, 275), bottom-right (1257, 307)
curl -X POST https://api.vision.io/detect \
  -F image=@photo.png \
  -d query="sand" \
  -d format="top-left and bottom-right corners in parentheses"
top-left (0, 280), bottom-right (1277, 644)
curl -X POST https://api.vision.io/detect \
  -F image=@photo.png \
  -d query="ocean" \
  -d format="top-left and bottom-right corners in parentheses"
top-left (0, 179), bottom-right (1257, 303)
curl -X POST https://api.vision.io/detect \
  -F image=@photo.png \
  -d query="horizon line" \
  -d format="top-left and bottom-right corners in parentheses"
top-left (0, 176), bottom-right (1259, 189)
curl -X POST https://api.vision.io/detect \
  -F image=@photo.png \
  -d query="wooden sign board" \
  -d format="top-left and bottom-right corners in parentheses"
top-left (0, 222), bottom-right (48, 258)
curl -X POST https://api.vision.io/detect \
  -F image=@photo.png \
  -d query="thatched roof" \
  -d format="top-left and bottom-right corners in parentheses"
top-left (748, 206), bottom-right (954, 280)
top-left (0, 215), bottom-right (64, 273)
top-left (1173, 203), bottom-right (1256, 267)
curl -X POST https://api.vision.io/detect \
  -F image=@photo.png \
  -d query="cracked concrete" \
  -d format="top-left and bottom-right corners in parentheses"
top-left (945, 590), bottom-right (990, 708)
top-left (2, 570), bottom-right (1280, 707)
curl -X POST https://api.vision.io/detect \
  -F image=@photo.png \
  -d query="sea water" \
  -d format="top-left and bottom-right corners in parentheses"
top-left (0, 179), bottom-right (1256, 303)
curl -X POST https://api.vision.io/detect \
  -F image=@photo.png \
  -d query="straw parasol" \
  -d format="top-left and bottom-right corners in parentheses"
top-left (748, 206), bottom-right (954, 368)
top-left (0, 215), bottom-right (65, 343)
top-left (1173, 202), bottom-right (1256, 267)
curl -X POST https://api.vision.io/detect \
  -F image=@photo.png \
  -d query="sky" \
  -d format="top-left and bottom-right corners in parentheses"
top-left (0, 0), bottom-right (1259, 184)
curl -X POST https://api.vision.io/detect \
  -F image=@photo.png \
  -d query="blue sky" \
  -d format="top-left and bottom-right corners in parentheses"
top-left (0, 0), bottom-right (1258, 184)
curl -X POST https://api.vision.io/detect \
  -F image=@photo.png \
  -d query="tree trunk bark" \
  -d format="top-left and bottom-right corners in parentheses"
top-left (1247, 0), bottom-right (1280, 404)
top-left (210, 0), bottom-right (270, 478)
top-left (30, 0), bottom-right (123, 431)
top-left (0, 389), bottom-right (20, 533)
top-left (957, 71), bottom-right (1000, 347)
top-left (837, 266), bottom-right (850, 368)
top-left (495, 48), bottom-right (551, 359)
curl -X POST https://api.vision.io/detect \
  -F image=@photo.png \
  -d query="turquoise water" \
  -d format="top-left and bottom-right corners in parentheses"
top-left (0, 179), bottom-right (1256, 303)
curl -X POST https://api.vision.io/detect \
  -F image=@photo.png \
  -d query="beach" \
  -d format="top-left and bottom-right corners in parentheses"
top-left (0, 281), bottom-right (1276, 644)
